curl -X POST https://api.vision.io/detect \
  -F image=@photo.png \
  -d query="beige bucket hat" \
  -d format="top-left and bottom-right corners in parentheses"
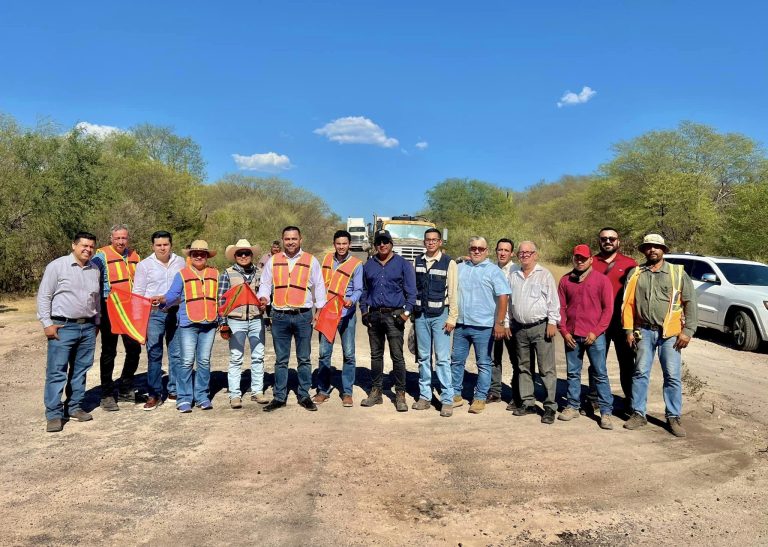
top-left (183, 239), bottom-right (217, 258)
top-left (225, 238), bottom-right (261, 262)
top-left (638, 233), bottom-right (669, 253)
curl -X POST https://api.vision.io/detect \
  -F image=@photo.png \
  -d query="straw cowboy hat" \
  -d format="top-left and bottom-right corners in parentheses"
top-left (183, 239), bottom-right (217, 258)
top-left (225, 238), bottom-right (261, 262)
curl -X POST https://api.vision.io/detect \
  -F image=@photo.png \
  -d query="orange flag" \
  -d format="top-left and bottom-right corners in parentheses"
top-left (314, 295), bottom-right (345, 343)
top-left (218, 284), bottom-right (260, 317)
top-left (106, 289), bottom-right (152, 344)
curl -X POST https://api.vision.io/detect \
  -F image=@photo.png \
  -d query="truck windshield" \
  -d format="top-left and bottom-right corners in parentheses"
top-left (717, 263), bottom-right (768, 286)
top-left (349, 227), bottom-right (366, 233)
top-left (384, 224), bottom-right (431, 240)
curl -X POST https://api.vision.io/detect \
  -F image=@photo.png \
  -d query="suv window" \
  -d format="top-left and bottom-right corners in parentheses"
top-left (690, 260), bottom-right (716, 282)
top-left (665, 257), bottom-right (694, 276)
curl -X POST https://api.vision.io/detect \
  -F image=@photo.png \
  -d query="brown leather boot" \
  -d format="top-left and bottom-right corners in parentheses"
top-left (361, 388), bottom-right (383, 407)
top-left (395, 391), bottom-right (408, 412)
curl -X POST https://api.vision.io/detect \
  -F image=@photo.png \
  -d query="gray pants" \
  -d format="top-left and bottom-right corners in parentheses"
top-left (514, 321), bottom-right (557, 411)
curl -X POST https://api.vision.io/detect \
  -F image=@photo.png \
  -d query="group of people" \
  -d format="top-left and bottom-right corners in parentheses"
top-left (38, 224), bottom-right (697, 438)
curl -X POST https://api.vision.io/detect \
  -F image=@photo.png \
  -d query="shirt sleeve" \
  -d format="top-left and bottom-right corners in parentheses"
top-left (256, 257), bottom-right (273, 304)
top-left (403, 260), bottom-right (417, 312)
top-left (360, 264), bottom-right (370, 315)
top-left (545, 270), bottom-right (561, 324)
top-left (348, 263), bottom-right (363, 305)
top-left (132, 261), bottom-right (148, 297)
top-left (36, 261), bottom-right (57, 328)
top-left (309, 258), bottom-right (327, 309)
top-left (163, 272), bottom-right (184, 308)
top-left (446, 259), bottom-right (459, 326)
top-left (557, 276), bottom-right (569, 336)
top-left (217, 270), bottom-right (231, 325)
top-left (91, 251), bottom-right (108, 297)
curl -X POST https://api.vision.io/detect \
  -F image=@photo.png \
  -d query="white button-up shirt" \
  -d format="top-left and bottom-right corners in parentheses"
top-left (133, 252), bottom-right (186, 297)
top-left (506, 263), bottom-right (561, 326)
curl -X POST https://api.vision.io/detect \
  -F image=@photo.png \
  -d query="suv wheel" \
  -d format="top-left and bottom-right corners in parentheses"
top-left (731, 310), bottom-right (760, 352)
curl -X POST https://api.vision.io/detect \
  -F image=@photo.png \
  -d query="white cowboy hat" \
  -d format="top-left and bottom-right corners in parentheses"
top-left (225, 238), bottom-right (261, 262)
top-left (183, 239), bottom-right (217, 258)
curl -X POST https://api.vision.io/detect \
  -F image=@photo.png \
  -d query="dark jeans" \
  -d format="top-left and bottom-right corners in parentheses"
top-left (367, 310), bottom-right (406, 392)
top-left (587, 321), bottom-right (635, 409)
top-left (490, 336), bottom-right (522, 404)
top-left (271, 308), bottom-right (313, 402)
top-left (99, 297), bottom-right (141, 395)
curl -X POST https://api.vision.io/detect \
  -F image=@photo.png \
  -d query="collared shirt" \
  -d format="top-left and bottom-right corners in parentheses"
top-left (360, 253), bottom-right (417, 314)
top-left (497, 260), bottom-right (515, 276)
top-left (163, 268), bottom-right (218, 327)
top-left (456, 259), bottom-right (510, 328)
top-left (557, 268), bottom-right (614, 337)
top-left (420, 250), bottom-right (460, 325)
top-left (625, 260), bottom-right (698, 337)
top-left (327, 253), bottom-right (364, 318)
top-left (217, 263), bottom-right (262, 323)
top-left (132, 252), bottom-right (185, 297)
top-left (91, 246), bottom-right (137, 298)
top-left (37, 253), bottom-right (101, 328)
top-left (506, 263), bottom-right (561, 326)
top-left (257, 249), bottom-right (327, 310)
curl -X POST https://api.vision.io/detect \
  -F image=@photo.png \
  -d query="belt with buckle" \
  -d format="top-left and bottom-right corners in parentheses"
top-left (513, 318), bottom-right (547, 329)
top-left (638, 323), bottom-right (662, 331)
top-left (274, 308), bottom-right (312, 315)
top-left (50, 316), bottom-right (96, 324)
top-left (371, 307), bottom-right (397, 313)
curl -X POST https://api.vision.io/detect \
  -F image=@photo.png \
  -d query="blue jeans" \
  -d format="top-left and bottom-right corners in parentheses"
top-left (44, 322), bottom-right (97, 420)
top-left (146, 308), bottom-right (180, 398)
top-left (565, 334), bottom-right (613, 414)
top-left (178, 323), bottom-right (217, 406)
top-left (631, 328), bottom-right (683, 418)
top-left (227, 317), bottom-right (265, 398)
top-left (450, 324), bottom-right (493, 401)
top-left (317, 313), bottom-right (356, 396)
top-left (271, 309), bottom-right (313, 402)
top-left (414, 309), bottom-right (453, 405)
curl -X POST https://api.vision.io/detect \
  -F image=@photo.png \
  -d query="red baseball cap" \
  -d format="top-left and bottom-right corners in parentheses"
top-left (573, 244), bottom-right (591, 258)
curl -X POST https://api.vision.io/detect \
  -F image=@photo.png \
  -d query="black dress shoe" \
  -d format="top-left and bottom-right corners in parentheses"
top-left (487, 393), bottom-right (502, 403)
top-left (541, 408), bottom-right (556, 425)
top-left (263, 399), bottom-right (286, 412)
top-left (298, 396), bottom-right (318, 411)
top-left (512, 405), bottom-right (537, 417)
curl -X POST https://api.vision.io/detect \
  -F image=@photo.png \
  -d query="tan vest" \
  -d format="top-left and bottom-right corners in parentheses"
top-left (225, 266), bottom-right (261, 320)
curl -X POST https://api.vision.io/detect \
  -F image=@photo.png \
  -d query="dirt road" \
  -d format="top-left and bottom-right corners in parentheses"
top-left (1, 297), bottom-right (766, 546)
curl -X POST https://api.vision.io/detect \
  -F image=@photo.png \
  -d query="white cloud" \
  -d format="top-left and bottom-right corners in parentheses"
top-left (415, 141), bottom-right (429, 150)
top-left (75, 121), bottom-right (122, 139)
top-left (556, 86), bottom-right (597, 108)
top-left (232, 152), bottom-right (293, 172)
top-left (314, 116), bottom-right (399, 148)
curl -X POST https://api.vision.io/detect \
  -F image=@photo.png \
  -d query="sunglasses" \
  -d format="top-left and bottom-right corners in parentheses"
top-left (600, 237), bottom-right (618, 242)
top-left (190, 252), bottom-right (208, 258)
top-left (235, 251), bottom-right (252, 258)
top-left (376, 240), bottom-right (392, 246)
top-left (469, 246), bottom-right (487, 253)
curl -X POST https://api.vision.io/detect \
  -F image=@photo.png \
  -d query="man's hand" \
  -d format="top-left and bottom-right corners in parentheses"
top-left (444, 322), bottom-right (455, 334)
top-left (399, 313), bottom-right (409, 323)
top-left (361, 313), bottom-right (370, 327)
top-left (504, 327), bottom-right (512, 340)
top-left (258, 297), bottom-right (268, 311)
top-left (673, 333), bottom-right (691, 351)
top-left (626, 332), bottom-right (637, 349)
top-left (44, 325), bottom-right (61, 340)
top-left (219, 325), bottom-right (231, 340)
top-left (584, 332), bottom-right (597, 346)
top-left (493, 324), bottom-right (506, 340)
top-left (343, 299), bottom-right (353, 308)
top-left (151, 295), bottom-right (166, 306)
top-left (563, 332), bottom-right (577, 349)
top-left (545, 323), bottom-right (557, 340)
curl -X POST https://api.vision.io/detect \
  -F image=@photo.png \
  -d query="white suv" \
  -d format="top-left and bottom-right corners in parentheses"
top-left (664, 254), bottom-right (768, 351)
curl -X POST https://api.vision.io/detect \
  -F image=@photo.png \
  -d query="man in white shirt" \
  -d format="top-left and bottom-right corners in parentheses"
top-left (133, 230), bottom-right (186, 410)
top-left (506, 241), bottom-right (561, 424)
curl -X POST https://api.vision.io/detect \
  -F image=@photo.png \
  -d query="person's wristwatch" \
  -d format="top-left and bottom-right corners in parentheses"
top-left (403, 310), bottom-right (411, 317)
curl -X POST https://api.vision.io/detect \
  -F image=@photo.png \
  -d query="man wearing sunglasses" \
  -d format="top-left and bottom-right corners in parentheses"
top-left (590, 227), bottom-right (638, 417)
top-left (450, 237), bottom-right (511, 415)
top-left (506, 241), bottom-right (561, 424)
top-left (359, 229), bottom-right (417, 411)
top-left (218, 238), bottom-right (267, 409)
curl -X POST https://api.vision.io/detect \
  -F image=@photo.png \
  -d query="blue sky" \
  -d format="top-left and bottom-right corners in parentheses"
top-left (2, 1), bottom-right (767, 219)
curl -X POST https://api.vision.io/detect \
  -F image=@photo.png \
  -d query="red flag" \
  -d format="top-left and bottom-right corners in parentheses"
top-left (106, 290), bottom-right (152, 344)
top-left (218, 284), bottom-right (260, 317)
top-left (314, 295), bottom-right (345, 343)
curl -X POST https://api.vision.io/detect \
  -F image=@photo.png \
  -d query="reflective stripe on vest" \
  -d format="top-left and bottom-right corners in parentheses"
top-left (415, 253), bottom-right (452, 317)
top-left (181, 266), bottom-right (219, 322)
top-left (273, 252), bottom-right (314, 307)
top-left (321, 253), bottom-right (361, 313)
top-left (622, 263), bottom-right (684, 338)
top-left (100, 246), bottom-right (140, 292)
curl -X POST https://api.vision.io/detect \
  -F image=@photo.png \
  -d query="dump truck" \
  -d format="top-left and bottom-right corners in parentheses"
top-left (370, 214), bottom-right (447, 264)
top-left (346, 217), bottom-right (370, 251)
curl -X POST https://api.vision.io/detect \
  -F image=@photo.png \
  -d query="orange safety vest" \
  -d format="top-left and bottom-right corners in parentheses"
top-left (321, 253), bottom-right (361, 312)
top-left (273, 252), bottom-right (314, 307)
top-left (622, 263), bottom-right (684, 338)
top-left (100, 246), bottom-right (140, 292)
top-left (181, 266), bottom-right (219, 322)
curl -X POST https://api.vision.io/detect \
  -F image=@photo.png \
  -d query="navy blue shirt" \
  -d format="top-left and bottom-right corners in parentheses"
top-left (360, 253), bottom-right (417, 314)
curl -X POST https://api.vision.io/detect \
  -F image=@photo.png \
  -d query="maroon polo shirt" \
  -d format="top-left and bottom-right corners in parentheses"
top-left (557, 269), bottom-right (614, 338)
top-left (592, 252), bottom-right (638, 299)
